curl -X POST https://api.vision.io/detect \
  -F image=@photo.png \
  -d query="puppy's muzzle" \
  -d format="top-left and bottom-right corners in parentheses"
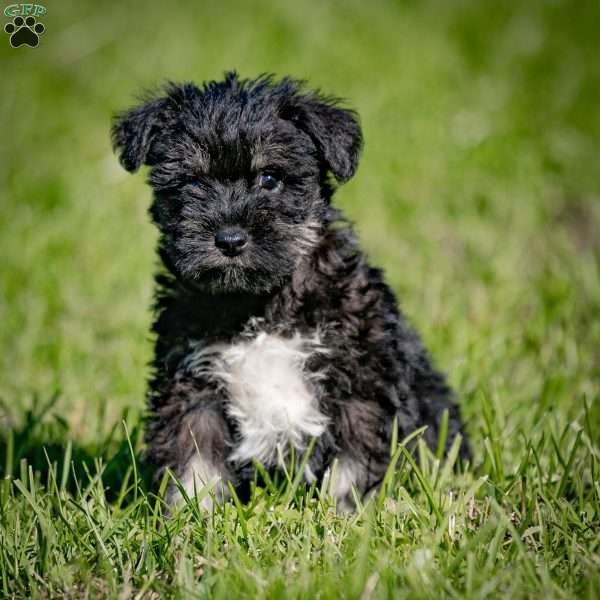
top-left (214, 227), bottom-right (249, 257)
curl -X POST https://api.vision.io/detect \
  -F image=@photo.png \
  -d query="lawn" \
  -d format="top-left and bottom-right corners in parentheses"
top-left (1, 0), bottom-right (599, 597)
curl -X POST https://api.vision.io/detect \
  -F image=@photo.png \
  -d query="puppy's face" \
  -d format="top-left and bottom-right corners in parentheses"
top-left (112, 74), bottom-right (362, 294)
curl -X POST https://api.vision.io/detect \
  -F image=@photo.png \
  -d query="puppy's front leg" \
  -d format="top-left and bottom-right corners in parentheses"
top-left (167, 413), bottom-right (232, 510)
top-left (147, 380), bottom-right (233, 510)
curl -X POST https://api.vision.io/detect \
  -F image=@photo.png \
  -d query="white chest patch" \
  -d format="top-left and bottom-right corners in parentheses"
top-left (185, 331), bottom-right (328, 467)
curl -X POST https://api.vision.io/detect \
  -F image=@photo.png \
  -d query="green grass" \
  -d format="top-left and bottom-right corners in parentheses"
top-left (1, 0), bottom-right (599, 597)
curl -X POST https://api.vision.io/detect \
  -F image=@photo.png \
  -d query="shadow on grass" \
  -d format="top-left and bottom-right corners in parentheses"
top-left (0, 395), bottom-right (154, 503)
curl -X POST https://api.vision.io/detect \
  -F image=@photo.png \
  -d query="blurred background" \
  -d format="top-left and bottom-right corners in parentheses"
top-left (1, 0), bottom-right (599, 446)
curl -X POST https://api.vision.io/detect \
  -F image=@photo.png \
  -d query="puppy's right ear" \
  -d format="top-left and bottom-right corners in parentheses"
top-left (111, 97), bottom-right (167, 173)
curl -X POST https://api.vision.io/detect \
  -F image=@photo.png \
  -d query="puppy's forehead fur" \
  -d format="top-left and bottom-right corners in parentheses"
top-left (167, 93), bottom-right (315, 177)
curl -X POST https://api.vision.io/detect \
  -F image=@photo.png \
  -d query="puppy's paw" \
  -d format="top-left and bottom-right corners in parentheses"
top-left (164, 454), bottom-right (230, 512)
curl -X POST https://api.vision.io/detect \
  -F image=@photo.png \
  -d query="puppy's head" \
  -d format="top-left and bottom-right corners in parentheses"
top-left (112, 72), bottom-right (362, 294)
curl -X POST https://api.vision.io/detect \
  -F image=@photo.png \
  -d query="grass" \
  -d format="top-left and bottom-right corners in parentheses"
top-left (1, 0), bottom-right (599, 597)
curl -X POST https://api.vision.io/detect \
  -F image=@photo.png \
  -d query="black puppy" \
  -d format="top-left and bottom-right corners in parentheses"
top-left (112, 72), bottom-right (469, 510)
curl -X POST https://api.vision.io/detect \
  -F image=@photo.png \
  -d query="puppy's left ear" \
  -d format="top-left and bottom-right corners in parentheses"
top-left (285, 93), bottom-right (363, 183)
top-left (111, 97), bottom-right (168, 173)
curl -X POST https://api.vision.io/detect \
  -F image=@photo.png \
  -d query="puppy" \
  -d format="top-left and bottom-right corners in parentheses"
top-left (112, 72), bottom-right (470, 510)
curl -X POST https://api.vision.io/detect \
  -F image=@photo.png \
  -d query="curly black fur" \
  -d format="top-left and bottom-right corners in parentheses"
top-left (112, 72), bottom-right (470, 509)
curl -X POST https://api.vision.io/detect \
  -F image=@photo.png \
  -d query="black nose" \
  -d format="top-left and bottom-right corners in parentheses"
top-left (214, 228), bottom-right (249, 256)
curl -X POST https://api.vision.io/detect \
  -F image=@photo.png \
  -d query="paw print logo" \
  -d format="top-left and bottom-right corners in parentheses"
top-left (4, 15), bottom-right (45, 48)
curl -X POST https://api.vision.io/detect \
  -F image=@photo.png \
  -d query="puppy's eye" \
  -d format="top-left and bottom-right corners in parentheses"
top-left (258, 172), bottom-right (281, 191)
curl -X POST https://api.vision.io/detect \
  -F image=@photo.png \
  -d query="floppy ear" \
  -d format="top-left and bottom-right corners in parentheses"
top-left (284, 93), bottom-right (363, 183)
top-left (111, 97), bottom-right (168, 173)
